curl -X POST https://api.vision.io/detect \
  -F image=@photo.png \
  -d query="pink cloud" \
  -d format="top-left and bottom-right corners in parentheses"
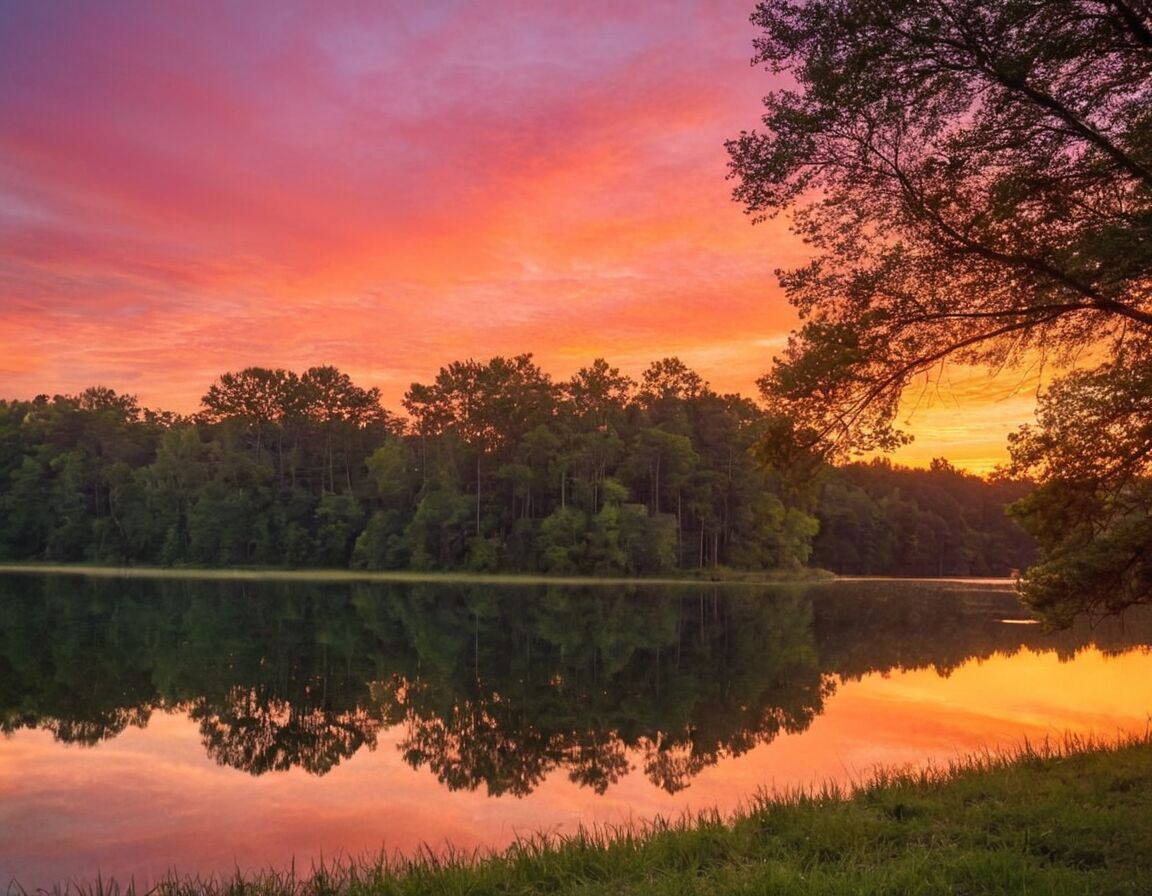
top-left (0, 2), bottom-right (1030, 465)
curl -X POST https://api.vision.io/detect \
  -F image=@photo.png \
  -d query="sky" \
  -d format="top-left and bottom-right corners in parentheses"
top-left (0, 0), bottom-right (1032, 472)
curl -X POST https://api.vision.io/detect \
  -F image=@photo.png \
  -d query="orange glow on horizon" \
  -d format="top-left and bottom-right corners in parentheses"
top-left (0, 2), bottom-right (1043, 473)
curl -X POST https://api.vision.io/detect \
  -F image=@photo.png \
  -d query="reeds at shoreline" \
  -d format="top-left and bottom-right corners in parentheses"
top-left (14, 731), bottom-right (1152, 896)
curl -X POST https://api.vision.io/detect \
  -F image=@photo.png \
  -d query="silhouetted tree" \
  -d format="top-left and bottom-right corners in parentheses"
top-left (728, 0), bottom-right (1152, 620)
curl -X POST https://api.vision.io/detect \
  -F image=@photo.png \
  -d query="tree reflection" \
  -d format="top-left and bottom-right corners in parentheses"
top-left (192, 686), bottom-right (381, 776)
top-left (1, 573), bottom-right (1149, 796)
top-left (43, 706), bottom-right (153, 746)
top-left (564, 733), bottom-right (631, 794)
top-left (399, 697), bottom-right (555, 796)
top-left (375, 584), bottom-right (829, 795)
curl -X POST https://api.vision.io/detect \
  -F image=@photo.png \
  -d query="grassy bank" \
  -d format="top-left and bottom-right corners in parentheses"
top-left (31, 733), bottom-right (1152, 896)
top-left (0, 561), bottom-right (835, 588)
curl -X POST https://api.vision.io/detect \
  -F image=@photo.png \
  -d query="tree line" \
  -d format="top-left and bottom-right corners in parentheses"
top-left (0, 356), bottom-right (1034, 575)
top-left (811, 459), bottom-right (1035, 577)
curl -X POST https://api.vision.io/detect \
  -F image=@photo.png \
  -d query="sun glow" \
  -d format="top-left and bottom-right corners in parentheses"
top-left (0, 2), bottom-right (1038, 472)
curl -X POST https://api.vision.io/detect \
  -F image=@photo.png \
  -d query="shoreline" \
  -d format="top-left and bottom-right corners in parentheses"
top-left (17, 733), bottom-right (1151, 895)
top-left (0, 561), bottom-right (1021, 590)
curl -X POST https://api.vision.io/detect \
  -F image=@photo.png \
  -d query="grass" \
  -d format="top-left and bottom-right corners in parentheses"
top-left (14, 733), bottom-right (1152, 896)
top-left (0, 561), bottom-right (834, 588)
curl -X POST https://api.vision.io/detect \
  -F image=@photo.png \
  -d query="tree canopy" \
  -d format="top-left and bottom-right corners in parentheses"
top-left (729, 0), bottom-right (1152, 620)
top-left (0, 358), bottom-right (1032, 577)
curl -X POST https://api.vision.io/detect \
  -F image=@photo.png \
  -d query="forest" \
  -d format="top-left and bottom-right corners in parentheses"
top-left (0, 356), bottom-right (1035, 577)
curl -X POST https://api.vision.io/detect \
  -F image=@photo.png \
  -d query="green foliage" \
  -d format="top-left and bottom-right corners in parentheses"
top-left (0, 358), bottom-right (831, 574)
top-left (776, 507), bottom-right (820, 569)
top-left (0, 358), bottom-right (1038, 578)
top-left (404, 486), bottom-right (473, 570)
top-left (731, 0), bottom-right (1152, 456)
top-left (812, 460), bottom-right (1036, 577)
top-left (365, 438), bottom-right (417, 503)
top-left (351, 510), bottom-right (409, 570)
top-left (1007, 354), bottom-right (1152, 622)
top-left (728, 0), bottom-right (1152, 622)
top-left (314, 494), bottom-right (366, 566)
top-left (537, 506), bottom-right (589, 573)
top-left (619, 506), bottom-right (677, 574)
top-left (464, 535), bottom-right (502, 572)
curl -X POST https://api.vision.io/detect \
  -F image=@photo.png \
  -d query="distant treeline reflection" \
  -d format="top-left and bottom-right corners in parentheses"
top-left (1, 576), bottom-right (1147, 796)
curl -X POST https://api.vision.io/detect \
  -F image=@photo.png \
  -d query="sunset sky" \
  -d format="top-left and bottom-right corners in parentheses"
top-left (0, 1), bottom-right (1034, 471)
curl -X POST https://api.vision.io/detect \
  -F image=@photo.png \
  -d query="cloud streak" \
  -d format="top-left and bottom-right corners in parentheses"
top-left (0, 0), bottom-right (1028, 468)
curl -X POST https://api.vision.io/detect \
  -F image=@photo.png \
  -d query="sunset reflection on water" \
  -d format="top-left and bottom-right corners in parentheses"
top-left (3, 645), bottom-right (1149, 889)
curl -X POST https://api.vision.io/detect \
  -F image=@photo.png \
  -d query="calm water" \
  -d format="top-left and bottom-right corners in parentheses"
top-left (1, 572), bottom-right (1150, 888)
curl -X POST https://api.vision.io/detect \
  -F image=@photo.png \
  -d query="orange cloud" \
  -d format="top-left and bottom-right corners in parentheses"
top-left (0, 2), bottom-right (1042, 467)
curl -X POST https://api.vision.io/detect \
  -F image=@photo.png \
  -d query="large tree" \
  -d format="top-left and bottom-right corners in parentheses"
top-left (1006, 349), bottom-right (1152, 623)
top-left (729, 0), bottom-right (1152, 619)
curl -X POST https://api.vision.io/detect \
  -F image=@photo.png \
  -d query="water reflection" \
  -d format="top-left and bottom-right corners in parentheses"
top-left (1, 575), bottom-right (1148, 796)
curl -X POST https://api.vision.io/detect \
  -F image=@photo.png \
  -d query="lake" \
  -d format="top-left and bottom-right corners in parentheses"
top-left (2, 571), bottom-right (1150, 889)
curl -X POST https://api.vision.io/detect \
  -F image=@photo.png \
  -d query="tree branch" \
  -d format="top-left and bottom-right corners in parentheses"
top-left (1101, 0), bottom-right (1152, 47)
top-left (867, 138), bottom-right (1152, 327)
top-left (805, 309), bottom-right (1069, 450)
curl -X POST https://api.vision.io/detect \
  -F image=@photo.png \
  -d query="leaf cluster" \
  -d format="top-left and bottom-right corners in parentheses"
top-left (730, 0), bottom-right (1152, 455)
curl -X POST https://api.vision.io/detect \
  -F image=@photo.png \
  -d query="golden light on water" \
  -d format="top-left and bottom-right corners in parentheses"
top-left (3, 646), bottom-right (1148, 888)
